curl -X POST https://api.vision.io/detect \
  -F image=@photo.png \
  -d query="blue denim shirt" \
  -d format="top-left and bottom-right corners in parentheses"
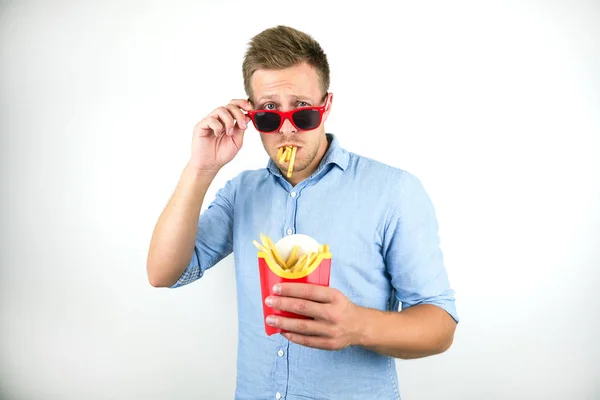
top-left (171, 134), bottom-right (458, 400)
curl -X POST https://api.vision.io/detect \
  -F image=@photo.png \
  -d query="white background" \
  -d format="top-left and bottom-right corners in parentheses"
top-left (1, 0), bottom-right (599, 399)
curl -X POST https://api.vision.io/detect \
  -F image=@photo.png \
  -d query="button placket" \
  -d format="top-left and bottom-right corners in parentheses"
top-left (285, 186), bottom-right (301, 238)
top-left (272, 330), bottom-right (289, 399)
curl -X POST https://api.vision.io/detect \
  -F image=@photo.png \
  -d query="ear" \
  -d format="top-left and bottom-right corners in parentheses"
top-left (323, 92), bottom-right (333, 122)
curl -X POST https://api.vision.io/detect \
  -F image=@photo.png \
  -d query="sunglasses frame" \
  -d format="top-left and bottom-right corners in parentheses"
top-left (246, 94), bottom-right (330, 133)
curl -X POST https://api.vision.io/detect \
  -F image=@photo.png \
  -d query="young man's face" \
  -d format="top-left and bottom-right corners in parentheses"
top-left (250, 62), bottom-right (332, 181)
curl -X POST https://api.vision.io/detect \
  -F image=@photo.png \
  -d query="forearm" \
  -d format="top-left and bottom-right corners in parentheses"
top-left (146, 163), bottom-right (218, 287)
top-left (357, 304), bottom-right (457, 359)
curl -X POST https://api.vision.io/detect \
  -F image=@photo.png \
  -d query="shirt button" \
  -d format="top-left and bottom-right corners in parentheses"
top-left (275, 393), bottom-right (282, 399)
top-left (278, 349), bottom-right (284, 357)
top-left (290, 191), bottom-right (297, 198)
top-left (286, 229), bottom-right (293, 235)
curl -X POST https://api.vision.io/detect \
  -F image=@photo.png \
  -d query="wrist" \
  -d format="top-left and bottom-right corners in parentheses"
top-left (352, 305), bottom-right (375, 347)
top-left (184, 162), bottom-right (220, 180)
top-left (353, 307), bottom-right (404, 349)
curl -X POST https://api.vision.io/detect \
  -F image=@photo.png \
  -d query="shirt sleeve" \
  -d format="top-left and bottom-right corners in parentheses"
top-left (383, 171), bottom-right (459, 323)
top-left (170, 179), bottom-right (235, 288)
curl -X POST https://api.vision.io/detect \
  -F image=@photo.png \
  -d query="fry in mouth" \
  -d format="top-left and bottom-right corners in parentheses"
top-left (278, 145), bottom-right (297, 178)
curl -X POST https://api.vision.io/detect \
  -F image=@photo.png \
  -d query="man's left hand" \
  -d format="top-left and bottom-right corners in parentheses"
top-left (265, 283), bottom-right (364, 350)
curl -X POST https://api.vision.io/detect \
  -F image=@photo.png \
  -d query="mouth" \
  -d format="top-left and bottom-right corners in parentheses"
top-left (277, 145), bottom-right (299, 179)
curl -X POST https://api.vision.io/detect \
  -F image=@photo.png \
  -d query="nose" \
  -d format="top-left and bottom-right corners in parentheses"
top-left (278, 117), bottom-right (297, 135)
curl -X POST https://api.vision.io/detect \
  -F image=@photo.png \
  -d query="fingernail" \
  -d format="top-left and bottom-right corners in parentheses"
top-left (265, 296), bottom-right (273, 306)
top-left (272, 284), bottom-right (281, 294)
top-left (227, 128), bottom-right (233, 135)
top-left (266, 315), bottom-right (276, 325)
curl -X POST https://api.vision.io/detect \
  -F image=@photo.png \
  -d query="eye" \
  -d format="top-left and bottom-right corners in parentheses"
top-left (263, 103), bottom-right (276, 110)
top-left (297, 101), bottom-right (309, 107)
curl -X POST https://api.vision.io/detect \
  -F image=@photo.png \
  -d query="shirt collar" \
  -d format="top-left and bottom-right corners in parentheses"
top-left (267, 133), bottom-right (349, 177)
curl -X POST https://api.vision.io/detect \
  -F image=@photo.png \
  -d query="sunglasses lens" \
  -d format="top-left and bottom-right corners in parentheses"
top-left (254, 112), bottom-right (281, 132)
top-left (293, 109), bottom-right (321, 130)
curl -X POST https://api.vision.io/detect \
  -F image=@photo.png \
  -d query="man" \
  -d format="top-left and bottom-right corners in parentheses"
top-left (147, 25), bottom-right (458, 400)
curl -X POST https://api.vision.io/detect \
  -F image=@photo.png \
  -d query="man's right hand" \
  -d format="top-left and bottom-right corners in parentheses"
top-left (147, 99), bottom-right (253, 287)
top-left (190, 99), bottom-right (253, 171)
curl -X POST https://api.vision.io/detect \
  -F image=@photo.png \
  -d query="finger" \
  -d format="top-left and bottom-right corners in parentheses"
top-left (230, 124), bottom-right (245, 151)
top-left (275, 283), bottom-right (336, 303)
top-left (266, 315), bottom-right (330, 336)
top-left (225, 104), bottom-right (248, 130)
top-left (229, 98), bottom-right (253, 112)
top-left (194, 116), bottom-right (224, 137)
top-left (206, 117), bottom-right (226, 137)
top-left (266, 295), bottom-right (327, 319)
top-left (210, 107), bottom-right (236, 135)
top-left (281, 332), bottom-right (339, 351)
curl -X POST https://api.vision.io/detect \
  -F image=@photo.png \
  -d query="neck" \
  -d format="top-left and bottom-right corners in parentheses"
top-left (284, 134), bottom-right (330, 186)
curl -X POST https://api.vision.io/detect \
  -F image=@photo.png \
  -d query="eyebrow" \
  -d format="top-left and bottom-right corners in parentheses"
top-left (254, 94), bottom-right (313, 104)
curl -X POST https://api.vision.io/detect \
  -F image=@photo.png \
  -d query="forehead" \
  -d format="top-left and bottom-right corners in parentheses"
top-left (251, 62), bottom-right (322, 102)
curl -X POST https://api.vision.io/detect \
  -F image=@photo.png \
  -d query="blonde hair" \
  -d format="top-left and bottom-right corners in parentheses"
top-left (242, 25), bottom-right (330, 101)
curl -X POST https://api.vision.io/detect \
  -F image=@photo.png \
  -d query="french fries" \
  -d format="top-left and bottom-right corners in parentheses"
top-left (253, 233), bottom-right (330, 277)
top-left (278, 145), bottom-right (297, 179)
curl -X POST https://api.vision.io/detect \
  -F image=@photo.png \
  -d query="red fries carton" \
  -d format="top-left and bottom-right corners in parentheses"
top-left (254, 234), bottom-right (332, 336)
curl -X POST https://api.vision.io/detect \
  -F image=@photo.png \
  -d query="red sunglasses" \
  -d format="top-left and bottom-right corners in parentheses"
top-left (246, 95), bottom-right (330, 133)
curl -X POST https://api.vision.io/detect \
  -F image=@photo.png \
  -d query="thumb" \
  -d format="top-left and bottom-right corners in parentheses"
top-left (231, 124), bottom-right (245, 150)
